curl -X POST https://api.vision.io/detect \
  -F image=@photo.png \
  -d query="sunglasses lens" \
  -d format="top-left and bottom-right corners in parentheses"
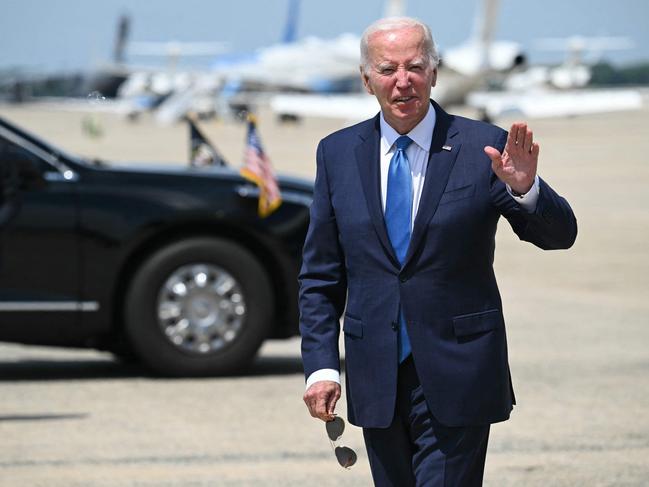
top-left (326, 416), bottom-right (345, 440)
top-left (335, 446), bottom-right (357, 468)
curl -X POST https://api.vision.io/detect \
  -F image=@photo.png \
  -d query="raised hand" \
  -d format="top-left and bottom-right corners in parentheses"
top-left (484, 122), bottom-right (539, 195)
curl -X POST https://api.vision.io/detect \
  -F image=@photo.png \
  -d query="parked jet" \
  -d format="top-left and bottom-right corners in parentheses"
top-left (467, 35), bottom-right (643, 119)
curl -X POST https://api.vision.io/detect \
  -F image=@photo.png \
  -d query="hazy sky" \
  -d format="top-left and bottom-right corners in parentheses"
top-left (1, 0), bottom-right (648, 73)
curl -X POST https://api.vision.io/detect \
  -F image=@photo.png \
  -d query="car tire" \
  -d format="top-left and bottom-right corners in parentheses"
top-left (124, 237), bottom-right (273, 376)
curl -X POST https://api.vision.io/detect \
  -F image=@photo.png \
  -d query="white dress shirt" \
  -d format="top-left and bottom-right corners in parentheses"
top-left (305, 105), bottom-right (540, 390)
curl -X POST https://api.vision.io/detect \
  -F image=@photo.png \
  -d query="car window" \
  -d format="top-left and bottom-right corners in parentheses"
top-left (0, 135), bottom-right (55, 175)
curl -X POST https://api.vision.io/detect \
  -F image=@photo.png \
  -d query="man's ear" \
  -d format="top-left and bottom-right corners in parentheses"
top-left (360, 66), bottom-right (374, 95)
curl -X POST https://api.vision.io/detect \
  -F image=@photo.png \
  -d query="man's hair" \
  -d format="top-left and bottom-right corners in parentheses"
top-left (360, 17), bottom-right (440, 75)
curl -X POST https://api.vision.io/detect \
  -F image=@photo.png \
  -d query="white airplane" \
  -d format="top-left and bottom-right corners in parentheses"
top-left (506, 35), bottom-right (634, 91)
top-left (114, 38), bottom-right (230, 121)
top-left (467, 35), bottom-right (643, 119)
top-left (213, 33), bottom-right (362, 92)
top-left (270, 0), bottom-right (526, 123)
top-left (154, 0), bottom-right (388, 123)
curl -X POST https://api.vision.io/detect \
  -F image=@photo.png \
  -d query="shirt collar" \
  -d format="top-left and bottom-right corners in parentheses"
top-left (380, 101), bottom-right (436, 154)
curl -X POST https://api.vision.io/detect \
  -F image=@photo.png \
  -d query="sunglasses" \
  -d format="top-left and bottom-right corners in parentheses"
top-left (326, 416), bottom-right (357, 469)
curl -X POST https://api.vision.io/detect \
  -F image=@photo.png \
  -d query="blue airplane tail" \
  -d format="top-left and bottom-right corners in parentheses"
top-left (281, 0), bottom-right (300, 44)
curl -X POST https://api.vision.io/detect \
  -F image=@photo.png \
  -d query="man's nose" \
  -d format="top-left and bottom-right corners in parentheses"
top-left (395, 69), bottom-right (410, 88)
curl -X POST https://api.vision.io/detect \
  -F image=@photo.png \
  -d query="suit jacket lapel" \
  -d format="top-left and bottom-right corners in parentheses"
top-left (355, 116), bottom-right (401, 267)
top-left (404, 102), bottom-right (460, 267)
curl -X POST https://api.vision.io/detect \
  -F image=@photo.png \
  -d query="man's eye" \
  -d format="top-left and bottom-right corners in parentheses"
top-left (380, 68), bottom-right (395, 75)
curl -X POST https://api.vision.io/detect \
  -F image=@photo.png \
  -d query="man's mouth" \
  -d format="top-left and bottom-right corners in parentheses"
top-left (393, 96), bottom-right (416, 104)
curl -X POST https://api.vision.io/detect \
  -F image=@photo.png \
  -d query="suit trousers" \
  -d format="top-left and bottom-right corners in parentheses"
top-left (362, 357), bottom-right (490, 486)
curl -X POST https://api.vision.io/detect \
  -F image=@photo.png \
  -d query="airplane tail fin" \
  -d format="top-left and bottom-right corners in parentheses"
top-left (471, 0), bottom-right (499, 70)
top-left (382, 0), bottom-right (406, 18)
top-left (472, 0), bottom-right (499, 46)
top-left (113, 14), bottom-right (130, 65)
top-left (281, 0), bottom-right (300, 43)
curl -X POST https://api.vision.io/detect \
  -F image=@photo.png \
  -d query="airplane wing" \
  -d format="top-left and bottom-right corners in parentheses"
top-left (467, 88), bottom-right (643, 119)
top-left (270, 93), bottom-right (379, 122)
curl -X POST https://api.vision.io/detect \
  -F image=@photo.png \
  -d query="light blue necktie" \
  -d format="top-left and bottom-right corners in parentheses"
top-left (385, 135), bottom-right (413, 363)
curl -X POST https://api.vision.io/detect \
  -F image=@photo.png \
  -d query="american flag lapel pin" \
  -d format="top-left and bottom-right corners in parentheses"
top-left (442, 145), bottom-right (452, 151)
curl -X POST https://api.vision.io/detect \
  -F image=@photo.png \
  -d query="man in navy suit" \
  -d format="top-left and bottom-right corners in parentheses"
top-left (299, 17), bottom-right (577, 486)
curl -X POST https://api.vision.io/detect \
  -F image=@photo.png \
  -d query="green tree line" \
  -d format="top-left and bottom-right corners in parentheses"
top-left (589, 62), bottom-right (649, 86)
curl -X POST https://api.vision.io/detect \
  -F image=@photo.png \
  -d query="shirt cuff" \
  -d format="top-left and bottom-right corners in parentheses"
top-left (507, 175), bottom-right (540, 212)
top-left (305, 368), bottom-right (340, 390)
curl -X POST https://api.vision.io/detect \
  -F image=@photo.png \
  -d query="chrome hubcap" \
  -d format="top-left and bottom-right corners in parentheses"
top-left (157, 264), bottom-right (246, 354)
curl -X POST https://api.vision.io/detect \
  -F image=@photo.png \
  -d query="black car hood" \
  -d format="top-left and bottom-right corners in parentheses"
top-left (93, 161), bottom-right (314, 195)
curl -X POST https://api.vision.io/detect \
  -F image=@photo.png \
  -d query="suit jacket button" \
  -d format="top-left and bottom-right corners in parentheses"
top-left (399, 275), bottom-right (408, 283)
top-left (391, 322), bottom-right (398, 331)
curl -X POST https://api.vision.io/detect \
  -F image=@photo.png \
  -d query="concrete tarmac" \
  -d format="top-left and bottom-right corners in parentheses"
top-left (0, 102), bottom-right (648, 486)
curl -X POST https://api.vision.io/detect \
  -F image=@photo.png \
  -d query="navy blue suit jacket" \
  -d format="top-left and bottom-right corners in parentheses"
top-left (299, 101), bottom-right (577, 428)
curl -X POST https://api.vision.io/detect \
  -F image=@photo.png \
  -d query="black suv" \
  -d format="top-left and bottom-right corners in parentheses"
top-left (0, 116), bottom-right (312, 376)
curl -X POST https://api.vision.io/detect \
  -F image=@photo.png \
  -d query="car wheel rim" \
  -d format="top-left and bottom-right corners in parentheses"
top-left (157, 264), bottom-right (246, 354)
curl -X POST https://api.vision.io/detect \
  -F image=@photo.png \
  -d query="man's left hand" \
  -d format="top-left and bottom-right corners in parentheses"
top-left (484, 122), bottom-right (538, 195)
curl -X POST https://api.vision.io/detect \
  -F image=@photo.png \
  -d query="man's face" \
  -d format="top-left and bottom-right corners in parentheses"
top-left (361, 26), bottom-right (437, 134)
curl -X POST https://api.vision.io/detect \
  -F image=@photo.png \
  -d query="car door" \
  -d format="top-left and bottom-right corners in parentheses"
top-left (0, 128), bottom-right (82, 344)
